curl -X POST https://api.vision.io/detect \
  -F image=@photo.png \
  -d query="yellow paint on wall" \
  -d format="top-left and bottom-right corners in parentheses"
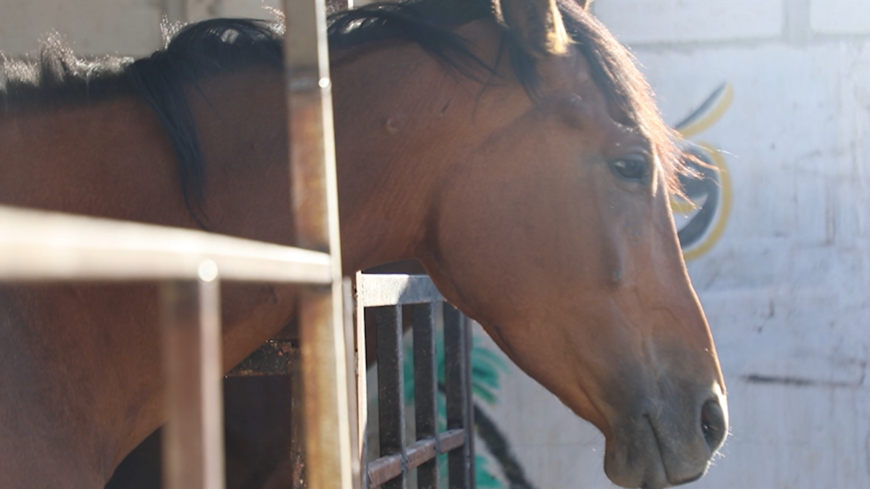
top-left (678, 84), bottom-right (734, 139)
top-left (682, 143), bottom-right (732, 261)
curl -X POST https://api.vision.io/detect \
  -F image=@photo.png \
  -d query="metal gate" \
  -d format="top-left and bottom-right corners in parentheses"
top-left (0, 0), bottom-right (476, 488)
top-left (355, 273), bottom-right (475, 488)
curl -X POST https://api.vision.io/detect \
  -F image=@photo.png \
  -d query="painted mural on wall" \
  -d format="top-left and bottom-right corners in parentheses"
top-left (671, 83), bottom-right (734, 261)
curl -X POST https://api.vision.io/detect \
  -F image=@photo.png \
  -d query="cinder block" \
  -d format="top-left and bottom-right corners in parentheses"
top-left (592, 0), bottom-right (784, 44)
top-left (810, 0), bottom-right (870, 35)
top-left (187, 0), bottom-right (282, 22)
top-left (0, 1), bottom-right (163, 57)
top-left (220, 0), bottom-right (282, 18)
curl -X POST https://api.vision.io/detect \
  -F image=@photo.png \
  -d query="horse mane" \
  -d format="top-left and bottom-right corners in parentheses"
top-left (0, 19), bottom-right (286, 225)
top-left (0, 35), bottom-right (133, 110)
top-left (0, 0), bottom-right (684, 221)
top-left (127, 18), bottom-right (285, 222)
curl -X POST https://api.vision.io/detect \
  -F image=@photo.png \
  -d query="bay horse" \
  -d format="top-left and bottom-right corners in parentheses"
top-left (0, 0), bottom-right (728, 487)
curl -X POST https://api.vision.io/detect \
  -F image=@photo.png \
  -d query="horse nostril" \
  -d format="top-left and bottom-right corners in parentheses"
top-left (700, 399), bottom-right (726, 451)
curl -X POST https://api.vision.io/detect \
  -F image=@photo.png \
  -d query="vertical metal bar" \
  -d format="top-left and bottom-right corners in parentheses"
top-left (375, 305), bottom-right (406, 489)
top-left (283, 0), bottom-right (352, 486)
top-left (297, 289), bottom-right (352, 489)
top-left (289, 349), bottom-right (307, 489)
top-left (462, 316), bottom-right (476, 488)
top-left (284, 0), bottom-right (338, 252)
top-left (344, 278), bottom-right (363, 489)
top-left (161, 261), bottom-right (225, 489)
top-left (353, 273), bottom-right (369, 489)
top-left (413, 303), bottom-right (439, 489)
top-left (444, 304), bottom-right (471, 489)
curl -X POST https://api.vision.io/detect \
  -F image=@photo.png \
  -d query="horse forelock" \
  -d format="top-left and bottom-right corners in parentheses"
top-left (555, 0), bottom-right (689, 197)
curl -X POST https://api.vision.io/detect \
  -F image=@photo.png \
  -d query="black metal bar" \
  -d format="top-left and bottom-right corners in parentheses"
top-left (353, 272), bottom-right (369, 489)
top-left (375, 305), bottom-right (406, 489)
top-left (344, 278), bottom-right (365, 489)
top-left (463, 315), bottom-right (476, 487)
top-left (412, 303), bottom-right (439, 489)
top-left (444, 304), bottom-right (472, 489)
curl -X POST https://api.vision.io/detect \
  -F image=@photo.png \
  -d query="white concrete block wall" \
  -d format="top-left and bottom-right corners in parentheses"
top-left (627, 43), bottom-right (870, 489)
top-left (186, 0), bottom-right (281, 23)
top-left (811, 0), bottom-right (870, 36)
top-left (0, 0), bottom-right (281, 57)
top-left (478, 1), bottom-right (870, 487)
top-left (0, 0), bottom-right (164, 57)
top-left (591, 0), bottom-right (785, 44)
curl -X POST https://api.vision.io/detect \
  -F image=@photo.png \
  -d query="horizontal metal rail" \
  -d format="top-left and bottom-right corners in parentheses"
top-left (366, 429), bottom-right (466, 487)
top-left (0, 205), bottom-right (331, 283)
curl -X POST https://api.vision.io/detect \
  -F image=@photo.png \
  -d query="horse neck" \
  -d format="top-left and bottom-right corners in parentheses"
top-left (0, 99), bottom-right (190, 224)
top-left (331, 42), bottom-right (478, 273)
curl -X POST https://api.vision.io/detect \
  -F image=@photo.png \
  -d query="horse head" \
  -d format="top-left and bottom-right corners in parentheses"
top-left (332, 1), bottom-right (728, 487)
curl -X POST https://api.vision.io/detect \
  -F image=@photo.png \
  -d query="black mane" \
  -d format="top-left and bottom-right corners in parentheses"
top-left (1, 18), bottom-right (285, 226)
top-left (1, 0), bottom-right (683, 223)
top-left (126, 18), bottom-right (284, 222)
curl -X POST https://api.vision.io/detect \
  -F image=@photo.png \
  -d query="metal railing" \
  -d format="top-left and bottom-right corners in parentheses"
top-left (0, 0), bottom-right (353, 487)
top-left (355, 273), bottom-right (475, 489)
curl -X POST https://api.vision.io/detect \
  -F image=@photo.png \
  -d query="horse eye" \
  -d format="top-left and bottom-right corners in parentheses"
top-left (609, 158), bottom-right (649, 182)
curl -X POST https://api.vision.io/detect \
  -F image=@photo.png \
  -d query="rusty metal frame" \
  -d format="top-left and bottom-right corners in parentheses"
top-left (355, 273), bottom-right (476, 489)
top-left (0, 206), bottom-right (332, 283)
top-left (282, 0), bottom-right (353, 485)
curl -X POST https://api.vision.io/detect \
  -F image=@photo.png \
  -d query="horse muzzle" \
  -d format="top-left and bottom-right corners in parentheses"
top-left (603, 387), bottom-right (728, 489)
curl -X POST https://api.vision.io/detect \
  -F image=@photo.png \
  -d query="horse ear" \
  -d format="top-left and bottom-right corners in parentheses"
top-left (493, 0), bottom-right (572, 57)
